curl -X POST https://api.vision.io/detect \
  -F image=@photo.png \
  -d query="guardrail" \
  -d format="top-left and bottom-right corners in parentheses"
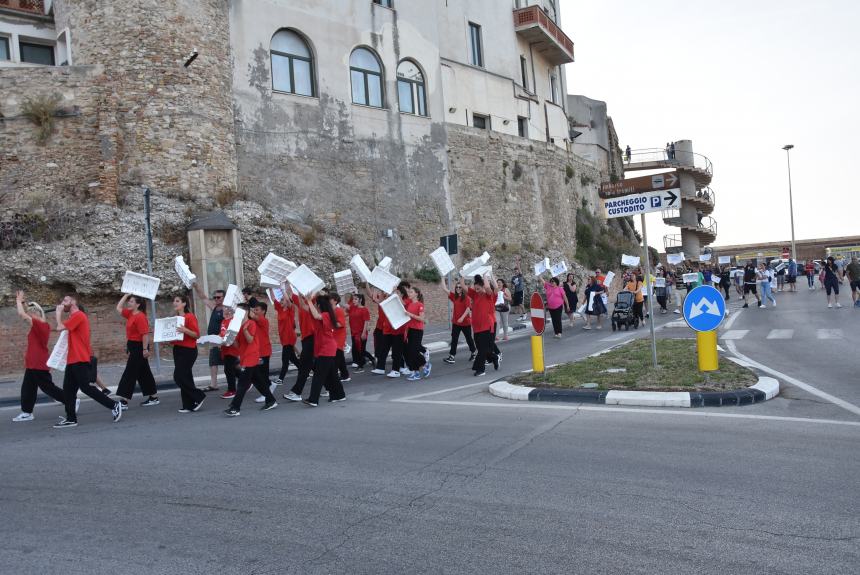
top-left (624, 148), bottom-right (713, 176)
top-left (664, 234), bottom-right (683, 251)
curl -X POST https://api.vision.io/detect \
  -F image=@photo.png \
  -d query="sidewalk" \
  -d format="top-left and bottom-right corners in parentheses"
top-left (0, 320), bottom-right (531, 406)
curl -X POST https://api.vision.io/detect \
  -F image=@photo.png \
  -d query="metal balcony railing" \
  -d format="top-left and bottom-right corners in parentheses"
top-left (698, 215), bottom-right (718, 237)
top-left (624, 148), bottom-right (713, 176)
top-left (513, 5), bottom-right (575, 65)
top-left (690, 187), bottom-right (716, 206)
top-left (664, 234), bottom-right (683, 252)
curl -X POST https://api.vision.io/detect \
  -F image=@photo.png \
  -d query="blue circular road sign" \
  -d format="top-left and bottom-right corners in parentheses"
top-left (682, 285), bottom-right (726, 332)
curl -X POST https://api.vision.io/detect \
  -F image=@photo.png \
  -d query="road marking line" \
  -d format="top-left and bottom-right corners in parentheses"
top-left (721, 308), bottom-right (742, 331)
top-left (394, 398), bottom-right (860, 427)
top-left (725, 340), bottom-right (860, 418)
top-left (816, 328), bottom-right (843, 340)
top-left (721, 330), bottom-right (749, 340)
top-left (393, 381), bottom-right (488, 402)
top-left (600, 334), bottom-right (630, 342)
top-left (766, 329), bottom-right (794, 339)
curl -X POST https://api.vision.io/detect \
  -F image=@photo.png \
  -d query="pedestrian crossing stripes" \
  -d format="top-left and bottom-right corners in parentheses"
top-left (816, 329), bottom-right (844, 340)
top-left (720, 328), bottom-right (844, 341)
top-left (721, 330), bottom-right (749, 340)
top-left (766, 329), bottom-right (794, 339)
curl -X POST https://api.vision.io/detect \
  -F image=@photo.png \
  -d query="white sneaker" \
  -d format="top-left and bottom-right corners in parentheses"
top-left (12, 412), bottom-right (33, 422)
top-left (759, 304), bottom-right (766, 309)
top-left (75, 398), bottom-right (80, 413)
top-left (828, 303), bottom-right (833, 308)
top-left (350, 363), bottom-right (359, 368)
top-left (371, 368), bottom-right (386, 375)
top-left (836, 302), bottom-right (842, 308)
top-left (283, 392), bottom-right (302, 402)
top-left (673, 309), bottom-right (681, 314)
top-left (387, 370), bottom-right (401, 378)
top-left (399, 367), bottom-right (411, 375)
top-left (320, 390), bottom-right (330, 397)
top-left (255, 395), bottom-right (266, 403)
top-left (423, 350), bottom-right (431, 363)
top-left (772, 301), bottom-right (776, 307)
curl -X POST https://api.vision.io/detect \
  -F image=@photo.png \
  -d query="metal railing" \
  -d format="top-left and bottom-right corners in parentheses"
top-left (690, 187), bottom-right (716, 206)
top-left (698, 215), bottom-right (718, 237)
top-left (624, 148), bottom-right (713, 176)
top-left (661, 208), bottom-right (682, 222)
top-left (664, 234), bottom-right (683, 252)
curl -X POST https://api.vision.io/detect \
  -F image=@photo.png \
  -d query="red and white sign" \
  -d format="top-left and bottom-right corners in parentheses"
top-left (782, 247), bottom-right (790, 259)
top-left (530, 292), bottom-right (545, 335)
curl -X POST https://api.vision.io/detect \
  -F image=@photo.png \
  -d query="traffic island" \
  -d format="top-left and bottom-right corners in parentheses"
top-left (491, 339), bottom-right (779, 408)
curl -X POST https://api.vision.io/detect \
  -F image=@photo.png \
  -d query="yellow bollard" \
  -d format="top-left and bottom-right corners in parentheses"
top-left (697, 330), bottom-right (719, 372)
top-left (531, 335), bottom-right (545, 374)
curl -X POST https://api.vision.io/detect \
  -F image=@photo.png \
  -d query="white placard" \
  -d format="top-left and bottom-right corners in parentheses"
top-left (368, 266), bottom-right (400, 295)
top-left (259, 275), bottom-right (281, 289)
top-left (429, 246), bottom-right (456, 276)
top-left (461, 252), bottom-right (491, 277)
top-left (472, 265), bottom-right (493, 279)
top-left (621, 254), bottom-right (640, 267)
top-left (775, 263), bottom-right (786, 272)
top-left (379, 294), bottom-right (410, 330)
top-left (257, 253), bottom-right (297, 284)
top-left (174, 256), bottom-right (196, 289)
top-left (197, 334), bottom-right (224, 346)
top-left (121, 271), bottom-right (161, 300)
top-left (154, 316), bottom-right (186, 343)
top-left (699, 253), bottom-right (712, 262)
top-left (287, 265), bottom-right (326, 297)
top-left (350, 254), bottom-right (372, 283)
top-left (533, 257), bottom-right (550, 276)
top-left (223, 307), bottom-right (246, 346)
top-left (602, 271), bottom-right (615, 287)
top-left (334, 269), bottom-right (357, 294)
top-left (47, 330), bottom-right (68, 372)
top-left (667, 253), bottom-right (685, 265)
top-left (550, 261), bottom-right (568, 278)
top-left (378, 256), bottom-right (392, 271)
top-left (718, 256), bottom-right (732, 265)
top-left (655, 278), bottom-right (667, 288)
top-left (683, 273), bottom-right (699, 283)
top-left (223, 284), bottom-right (243, 309)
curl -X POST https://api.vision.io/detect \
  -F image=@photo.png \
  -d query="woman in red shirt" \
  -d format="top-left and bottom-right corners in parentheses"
top-left (218, 306), bottom-right (240, 399)
top-left (171, 295), bottom-right (205, 413)
top-left (346, 293), bottom-right (372, 372)
top-left (114, 293), bottom-right (158, 408)
top-left (404, 287), bottom-right (431, 381)
top-left (301, 294), bottom-right (346, 407)
top-left (225, 303), bottom-right (278, 416)
top-left (330, 293), bottom-right (351, 382)
top-left (461, 273), bottom-right (499, 376)
top-left (270, 289), bottom-right (300, 383)
top-left (440, 279), bottom-right (476, 364)
top-left (12, 290), bottom-right (67, 422)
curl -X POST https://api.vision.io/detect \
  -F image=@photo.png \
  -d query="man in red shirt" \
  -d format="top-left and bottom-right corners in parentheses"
top-left (54, 295), bottom-right (123, 428)
top-left (285, 283), bottom-right (320, 402)
top-left (270, 288), bottom-right (300, 384)
top-left (225, 303), bottom-right (278, 416)
top-left (461, 274), bottom-right (499, 377)
top-left (346, 293), bottom-right (372, 372)
top-left (252, 301), bottom-right (277, 404)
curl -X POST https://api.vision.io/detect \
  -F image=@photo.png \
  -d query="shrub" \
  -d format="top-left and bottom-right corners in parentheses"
top-left (21, 94), bottom-right (62, 144)
top-left (301, 228), bottom-right (316, 246)
top-left (413, 266), bottom-right (441, 283)
top-left (565, 164), bottom-right (575, 183)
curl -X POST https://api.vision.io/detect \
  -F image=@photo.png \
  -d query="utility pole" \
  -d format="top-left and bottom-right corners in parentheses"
top-left (782, 145), bottom-right (797, 260)
top-left (143, 187), bottom-right (161, 373)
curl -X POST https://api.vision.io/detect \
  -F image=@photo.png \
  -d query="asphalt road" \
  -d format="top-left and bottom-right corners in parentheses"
top-left (2, 296), bottom-right (858, 574)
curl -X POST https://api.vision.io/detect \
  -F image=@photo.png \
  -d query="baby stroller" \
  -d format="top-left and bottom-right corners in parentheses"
top-left (611, 291), bottom-right (639, 331)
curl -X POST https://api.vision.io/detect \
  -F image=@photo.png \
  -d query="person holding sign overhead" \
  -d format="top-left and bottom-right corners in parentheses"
top-left (171, 295), bottom-right (205, 413)
top-left (461, 272), bottom-right (498, 376)
top-left (114, 293), bottom-right (159, 409)
top-left (301, 294), bottom-right (347, 407)
top-left (224, 303), bottom-right (279, 415)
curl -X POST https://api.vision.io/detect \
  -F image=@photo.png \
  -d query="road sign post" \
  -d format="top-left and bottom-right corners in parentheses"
top-left (441, 234), bottom-right (458, 331)
top-left (529, 292), bottom-right (545, 374)
top-left (682, 285), bottom-right (727, 372)
top-left (640, 213), bottom-right (658, 369)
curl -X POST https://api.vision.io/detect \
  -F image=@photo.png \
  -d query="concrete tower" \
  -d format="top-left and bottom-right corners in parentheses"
top-left (51, 0), bottom-right (237, 202)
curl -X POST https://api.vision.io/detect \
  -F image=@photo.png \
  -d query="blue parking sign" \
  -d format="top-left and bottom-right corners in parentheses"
top-left (682, 285), bottom-right (726, 332)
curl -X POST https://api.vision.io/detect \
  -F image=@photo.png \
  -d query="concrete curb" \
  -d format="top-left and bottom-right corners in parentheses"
top-left (489, 376), bottom-right (780, 408)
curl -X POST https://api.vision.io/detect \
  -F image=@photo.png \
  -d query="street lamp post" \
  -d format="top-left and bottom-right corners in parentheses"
top-left (782, 145), bottom-right (796, 260)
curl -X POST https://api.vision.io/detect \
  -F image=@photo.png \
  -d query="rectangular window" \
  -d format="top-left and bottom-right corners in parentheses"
top-left (550, 75), bottom-right (558, 104)
top-left (468, 22), bottom-right (483, 67)
top-left (472, 113), bottom-right (488, 130)
top-left (520, 56), bottom-right (529, 91)
top-left (373, 0), bottom-right (392, 7)
top-left (417, 85), bottom-right (426, 117)
top-left (20, 42), bottom-right (55, 66)
top-left (271, 54), bottom-right (293, 93)
top-left (517, 117), bottom-right (528, 138)
top-left (367, 74), bottom-right (383, 107)
top-left (0, 37), bottom-right (10, 61)
top-left (293, 58), bottom-right (313, 96)
top-left (398, 81), bottom-right (413, 114)
top-left (351, 70), bottom-right (367, 105)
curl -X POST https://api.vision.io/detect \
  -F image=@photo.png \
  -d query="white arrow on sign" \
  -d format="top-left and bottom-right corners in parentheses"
top-left (688, 297), bottom-right (722, 319)
top-left (651, 172), bottom-right (678, 189)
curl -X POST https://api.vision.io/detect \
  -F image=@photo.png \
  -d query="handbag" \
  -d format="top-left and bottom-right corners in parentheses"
top-left (495, 303), bottom-right (510, 312)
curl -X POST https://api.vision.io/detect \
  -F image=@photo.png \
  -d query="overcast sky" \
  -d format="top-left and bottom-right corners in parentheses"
top-left (562, 0), bottom-right (860, 251)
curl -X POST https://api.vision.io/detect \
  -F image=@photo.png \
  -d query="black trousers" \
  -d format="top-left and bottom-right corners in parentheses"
top-left (64, 361), bottom-right (116, 422)
top-left (632, 301), bottom-right (644, 322)
top-left (278, 345), bottom-right (300, 379)
top-left (472, 330), bottom-right (496, 374)
top-left (406, 328), bottom-right (426, 371)
top-left (173, 346), bottom-right (203, 410)
top-left (548, 306), bottom-right (563, 335)
top-left (376, 333), bottom-right (404, 371)
top-left (116, 341), bottom-right (157, 400)
top-left (391, 334), bottom-right (405, 371)
top-left (372, 328), bottom-right (383, 363)
top-left (720, 283), bottom-right (731, 298)
top-left (375, 331), bottom-right (391, 370)
top-left (491, 323), bottom-right (501, 356)
top-left (351, 335), bottom-right (373, 367)
top-left (229, 364), bottom-right (275, 410)
top-left (656, 295), bottom-right (668, 311)
top-left (308, 356), bottom-right (346, 404)
top-left (223, 355), bottom-right (239, 392)
top-left (261, 356), bottom-right (271, 381)
top-left (449, 325), bottom-right (476, 357)
top-left (20, 368), bottom-right (65, 414)
top-left (336, 349), bottom-right (350, 379)
top-left (291, 335), bottom-right (315, 395)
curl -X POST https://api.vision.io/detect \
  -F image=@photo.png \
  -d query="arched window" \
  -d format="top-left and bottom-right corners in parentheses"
top-left (396, 60), bottom-right (427, 116)
top-left (271, 29), bottom-right (314, 96)
top-left (350, 47), bottom-right (383, 107)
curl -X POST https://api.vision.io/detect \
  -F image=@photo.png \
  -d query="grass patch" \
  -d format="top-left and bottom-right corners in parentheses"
top-left (510, 339), bottom-right (758, 392)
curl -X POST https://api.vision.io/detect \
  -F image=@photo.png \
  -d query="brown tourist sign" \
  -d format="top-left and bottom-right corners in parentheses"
top-left (599, 171), bottom-right (679, 199)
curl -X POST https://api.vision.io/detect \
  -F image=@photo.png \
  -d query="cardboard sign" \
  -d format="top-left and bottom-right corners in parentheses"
top-left (259, 275), bottom-right (281, 289)
top-left (462, 252), bottom-right (491, 277)
top-left (257, 253), bottom-right (297, 284)
top-left (533, 257), bottom-right (550, 275)
top-left (333, 269), bottom-right (357, 294)
top-left (718, 256), bottom-right (732, 265)
top-left (378, 256), bottom-right (393, 272)
top-left (602, 271), bottom-right (615, 287)
top-left (174, 256), bottom-right (196, 289)
top-left (350, 255), bottom-right (372, 283)
top-left (472, 265), bottom-right (493, 279)
top-left (223, 307), bottom-right (246, 346)
top-left (775, 263), bottom-right (786, 272)
top-left (368, 266), bottom-right (400, 295)
top-left (154, 316), bottom-right (186, 343)
top-left (655, 278), bottom-right (667, 288)
top-left (683, 273), bottom-right (699, 284)
top-left (699, 253), bottom-right (712, 262)
top-left (121, 271), bottom-right (161, 300)
top-left (621, 254), bottom-right (640, 267)
top-left (667, 253), bottom-right (685, 265)
top-left (46, 330), bottom-right (68, 372)
top-left (379, 293), bottom-right (410, 330)
top-left (223, 284), bottom-right (243, 309)
top-left (550, 261), bottom-right (568, 278)
top-left (429, 246), bottom-right (456, 276)
top-left (287, 265), bottom-right (326, 297)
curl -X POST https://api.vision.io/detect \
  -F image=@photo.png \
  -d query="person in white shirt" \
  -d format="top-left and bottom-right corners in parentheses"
top-left (757, 263), bottom-right (777, 308)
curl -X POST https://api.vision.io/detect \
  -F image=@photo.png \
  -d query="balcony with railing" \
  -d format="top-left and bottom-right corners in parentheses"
top-left (513, 5), bottom-right (574, 65)
top-left (624, 147), bottom-right (713, 189)
top-left (0, 0), bottom-right (46, 16)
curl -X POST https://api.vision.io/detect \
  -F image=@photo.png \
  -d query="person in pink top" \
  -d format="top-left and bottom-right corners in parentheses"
top-left (539, 271), bottom-right (570, 338)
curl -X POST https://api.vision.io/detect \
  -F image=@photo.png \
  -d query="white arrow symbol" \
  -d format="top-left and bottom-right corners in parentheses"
top-left (666, 173), bottom-right (678, 187)
top-left (688, 298), bottom-right (721, 319)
